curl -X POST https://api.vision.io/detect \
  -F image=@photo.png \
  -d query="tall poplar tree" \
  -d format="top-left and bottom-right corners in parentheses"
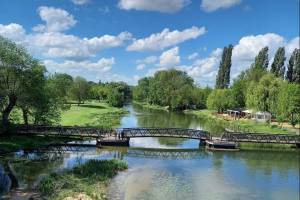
top-left (292, 49), bottom-right (300, 84)
top-left (271, 47), bottom-right (286, 78)
top-left (216, 44), bottom-right (233, 89)
top-left (286, 49), bottom-right (296, 82)
top-left (253, 47), bottom-right (269, 70)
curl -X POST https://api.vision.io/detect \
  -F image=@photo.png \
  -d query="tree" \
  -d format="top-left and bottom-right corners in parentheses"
top-left (246, 73), bottom-right (282, 113)
top-left (206, 89), bottom-right (235, 113)
top-left (253, 47), bottom-right (269, 70)
top-left (231, 72), bottom-right (247, 108)
top-left (47, 73), bottom-right (73, 102)
top-left (216, 45), bottom-right (233, 89)
top-left (107, 88), bottom-right (124, 107)
top-left (288, 49), bottom-right (300, 84)
top-left (276, 82), bottom-right (300, 126)
top-left (271, 47), bottom-right (286, 78)
top-left (70, 76), bottom-right (90, 105)
top-left (0, 36), bottom-right (33, 131)
top-left (148, 69), bottom-right (194, 110)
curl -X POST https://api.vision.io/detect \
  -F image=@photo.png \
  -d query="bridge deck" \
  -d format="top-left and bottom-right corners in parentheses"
top-left (15, 125), bottom-right (300, 145)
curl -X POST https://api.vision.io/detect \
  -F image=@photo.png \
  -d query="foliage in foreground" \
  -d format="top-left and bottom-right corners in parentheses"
top-left (38, 159), bottom-right (128, 200)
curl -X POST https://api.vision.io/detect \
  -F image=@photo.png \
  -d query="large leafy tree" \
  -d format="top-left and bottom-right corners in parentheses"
top-left (271, 47), bottom-right (286, 78)
top-left (0, 36), bottom-right (33, 130)
top-left (246, 73), bottom-right (282, 113)
top-left (276, 82), bottom-right (300, 126)
top-left (206, 89), bottom-right (235, 113)
top-left (216, 45), bottom-right (233, 89)
top-left (70, 76), bottom-right (90, 105)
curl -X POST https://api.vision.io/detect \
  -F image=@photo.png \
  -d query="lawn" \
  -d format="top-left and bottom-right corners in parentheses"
top-left (60, 101), bottom-right (128, 128)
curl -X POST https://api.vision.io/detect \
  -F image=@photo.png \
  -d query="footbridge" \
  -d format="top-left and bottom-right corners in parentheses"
top-left (16, 125), bottom-right (211, 141)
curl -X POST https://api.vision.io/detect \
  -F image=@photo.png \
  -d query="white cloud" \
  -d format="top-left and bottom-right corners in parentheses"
top-left (159, 47), bottom-right (180, 67)
top-left (201, 0), bottom-right (241, 12)
top-left (136, 56), bottom-right (157, 70)
top-left (0, 23), bottom-right (26, 41)
top-left (285, 37), bottom-right (299, 55)
top-left (118, 0), bottom-right (191, 13)
top-left (136, 56), bottom-right (158, 64)
top-left (183, 48), bottom-right (222, 86)
top-left (44, 57), bottom-right (115, 73)
top-left (136, 64), bottom-right (146, 70)
top-left (33, 6), bottom-right (77, 32)
top-left (231, 33), bottom-right (285, 76)
top-left (127, 26), bottom-right (206, 51)
top-left (0, 25), bottom-right (132, 60)
top-left (188, 52), bottom-right (199, 60)
top-left (71, 0), bottom-right (90, 5)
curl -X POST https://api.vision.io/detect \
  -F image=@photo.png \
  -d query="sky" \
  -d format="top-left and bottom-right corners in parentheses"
top-left (0, 0), bottom-right (299, 86)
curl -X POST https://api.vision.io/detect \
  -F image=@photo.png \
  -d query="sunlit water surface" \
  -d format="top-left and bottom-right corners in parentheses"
top-left (0, 104), bottom-right (299, 200)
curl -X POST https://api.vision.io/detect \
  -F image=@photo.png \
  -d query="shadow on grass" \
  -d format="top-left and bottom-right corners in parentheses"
top-left (78, 104), bottom-right (106, 109)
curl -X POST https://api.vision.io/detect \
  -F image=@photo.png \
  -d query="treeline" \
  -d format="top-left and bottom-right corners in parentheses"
top-left (133, 45), bottom-right (300, 126)
top-left (0, 36), bottom-right (130, 132)
top-left (133, 69), bottom-right (212, 110)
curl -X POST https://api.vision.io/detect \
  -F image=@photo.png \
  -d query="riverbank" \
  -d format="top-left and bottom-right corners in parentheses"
top-left (0, 135), bottom-right (83, 153)
top-left (0, 102), bottom-right (127, 153)
top-left (185, 109), bottom-right (296, 134)
top-left (132, 101), bottom-right (169, 111)
top-left (61, 101), bottom-right (128, 128)
top-left (38, 159), bottom-right (128, 200)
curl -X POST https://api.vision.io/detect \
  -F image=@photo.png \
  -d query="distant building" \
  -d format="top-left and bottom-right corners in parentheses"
top-left (253, 111), bottom-right (272, 122)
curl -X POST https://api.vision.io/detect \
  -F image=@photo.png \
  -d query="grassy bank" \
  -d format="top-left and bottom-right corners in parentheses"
top-left (0, 135), bottom-right (82, 153)
top-left (60, 101), bottom-right (128, 128)
top-left (185, 109), bottom-right (295, 134)
top-left (38, 159), bottom-right (128, 200)
top-left (238, 142), bottom-right (299, 151)
top-left (133, 101), bottom-right (169, 111)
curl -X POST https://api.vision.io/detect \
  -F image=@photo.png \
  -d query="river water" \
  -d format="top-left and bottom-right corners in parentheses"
top-left (0, 103), bottom-right (299, 200)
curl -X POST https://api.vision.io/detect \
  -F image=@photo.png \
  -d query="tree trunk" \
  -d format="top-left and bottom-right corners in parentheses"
top-left (1, 95), bottom-right (17, 133)
top-left (22, 108), bottom-right (29, 125)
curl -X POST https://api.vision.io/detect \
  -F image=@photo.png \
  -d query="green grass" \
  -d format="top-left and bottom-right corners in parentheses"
top-left (239, 142), bottom-right (299, 151)
top-left (186, 109), bottom-right (295, 134)
top-left (133, 101), bottom-right (169, 111)
top-left (0, 135), bottom-right (82, 153)
top-left (60, 101), bottom-right (128, 128)
top-left (38, 159), bottom-right (128, 200)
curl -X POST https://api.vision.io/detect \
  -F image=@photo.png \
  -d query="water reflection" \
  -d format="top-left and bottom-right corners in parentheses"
top-left (121, 104), bottom-right (225, 135)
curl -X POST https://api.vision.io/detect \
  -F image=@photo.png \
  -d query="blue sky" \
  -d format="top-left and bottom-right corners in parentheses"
top-left (0, 0), bottom-right (299, 86)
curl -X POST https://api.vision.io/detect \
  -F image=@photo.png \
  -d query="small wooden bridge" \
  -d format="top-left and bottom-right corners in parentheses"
top-left (16, 125), bottom-right (300, 148)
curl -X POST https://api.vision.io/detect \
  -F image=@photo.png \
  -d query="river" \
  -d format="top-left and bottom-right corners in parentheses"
top-left (0, 103), bottom-right (299, 200)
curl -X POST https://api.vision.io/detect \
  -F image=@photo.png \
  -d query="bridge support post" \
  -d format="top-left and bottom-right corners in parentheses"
top-left (296, 143), bottom-right (300, 149)
top-left (199, 138), bottom-right (207, 146)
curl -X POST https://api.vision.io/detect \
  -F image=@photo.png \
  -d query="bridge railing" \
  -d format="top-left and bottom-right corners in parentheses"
top-left (221, 131), bottom-right (300, 144)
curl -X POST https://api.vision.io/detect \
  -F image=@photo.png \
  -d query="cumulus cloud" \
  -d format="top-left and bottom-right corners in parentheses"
top-left (118, 0), bottom-right (191, 13)
top-left (201, 0), bottom-right (241, 12)
top-left (188, 52), bottom-right (199, 60)
top-left (71, 0), bottom-right (91, 5)
top-left (159, 47), bottom-right (180, 67)
top-left (0, 23), bottom-right (26, 41)
top-left (127, 26), bottom-right (206, 51)
top-left (183, 48), bottom-right (222, 86)
top-left (33, 6), bottom-right (77, 32)
top-left (136, 56), bottom-right (157, 70)
top-left (44, 57), bottom-right (115, 73)
top-left (0, 23), bottom-right (132, 60)
top-left (231, 33), bottom-right (285, 76)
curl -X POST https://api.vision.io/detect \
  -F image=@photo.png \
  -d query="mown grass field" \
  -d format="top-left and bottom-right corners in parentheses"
top-left (60, 101), bottom-right (128, 128)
